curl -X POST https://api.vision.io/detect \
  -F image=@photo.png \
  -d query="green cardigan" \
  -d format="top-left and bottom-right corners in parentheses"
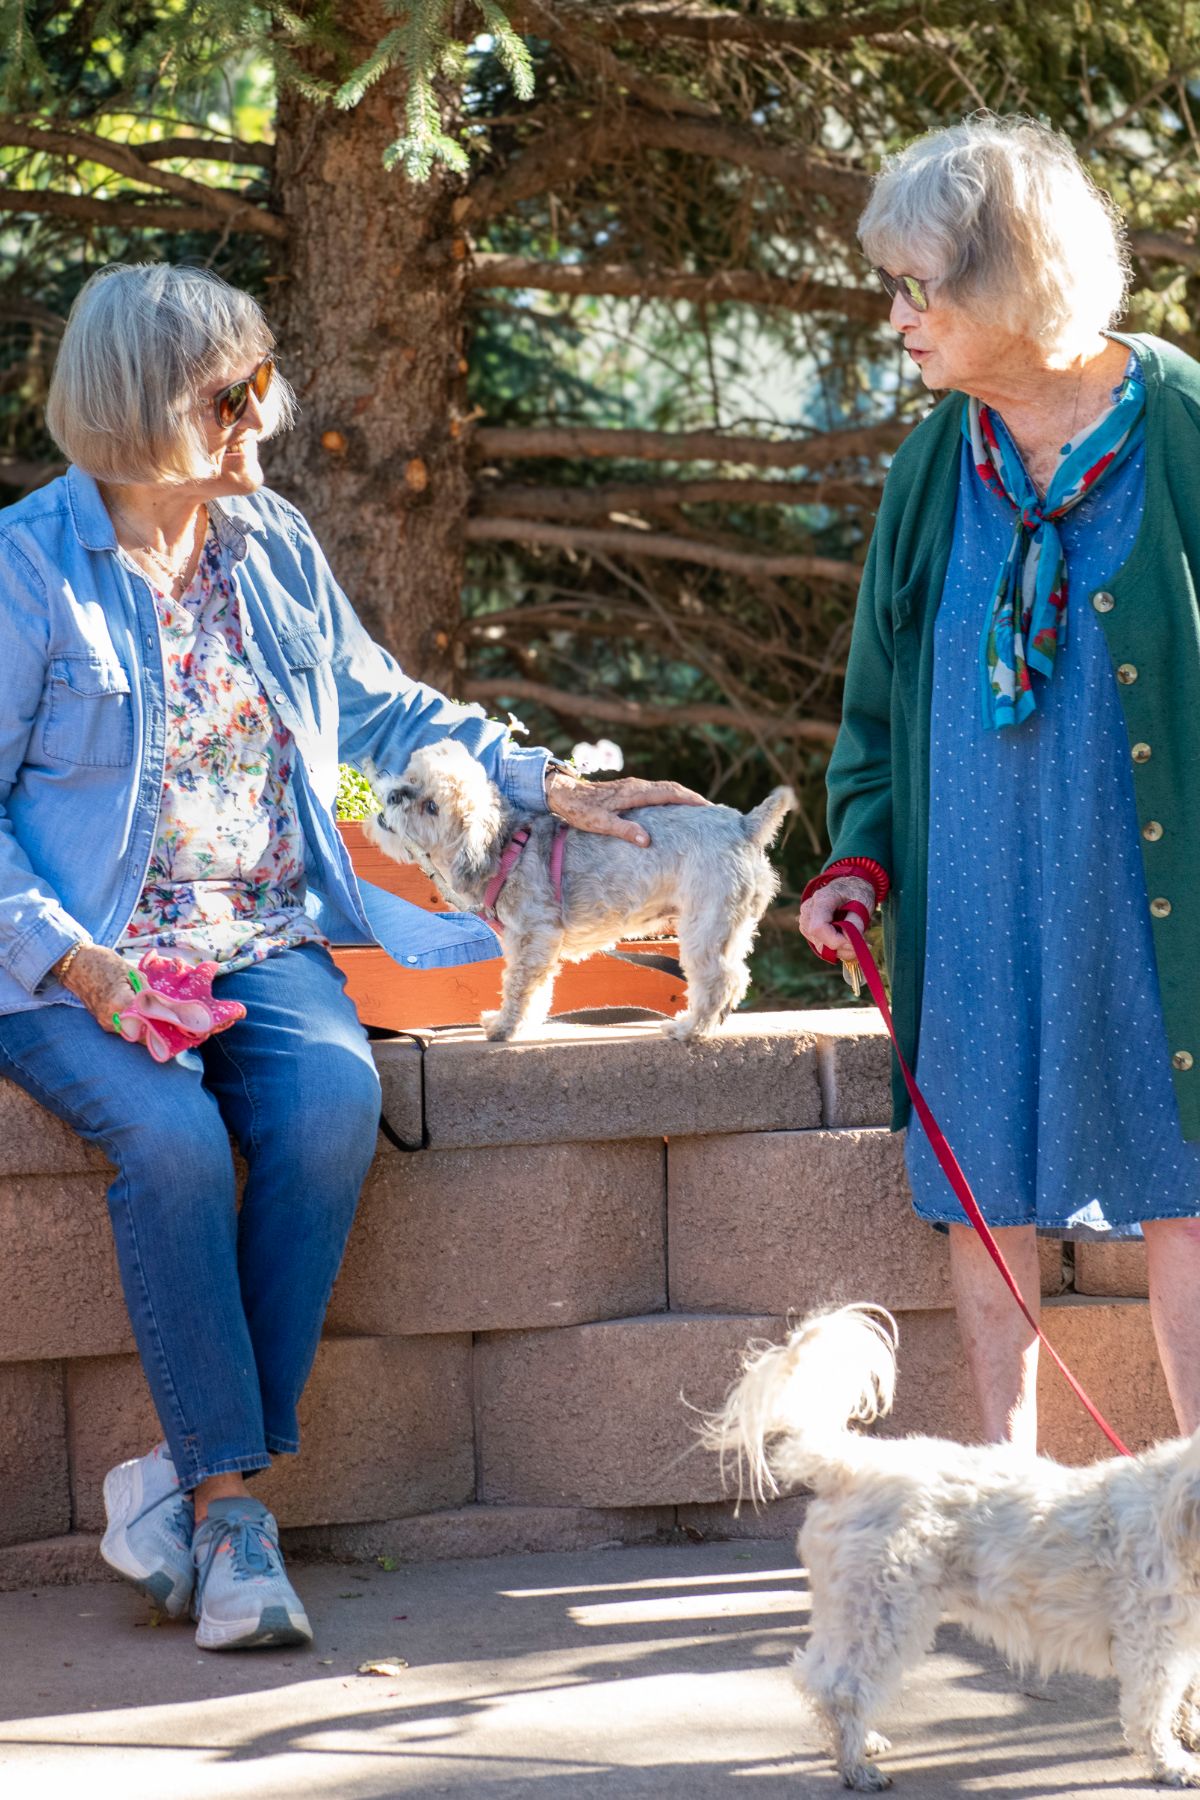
top-left (825, 331), bottom-right (1200, 1139)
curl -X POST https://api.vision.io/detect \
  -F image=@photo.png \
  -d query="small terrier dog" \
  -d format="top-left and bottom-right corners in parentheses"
top-left (704, 1305), bottom-right (1200, 1791)
top-left (365, 739), bottom-right (794, 1041)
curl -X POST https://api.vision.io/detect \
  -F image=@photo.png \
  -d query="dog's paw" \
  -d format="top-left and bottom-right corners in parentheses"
top-left (841, 1762), bottom-right (891, 1791)
top-left (1151, 1755), bottom-right (1200, 1788)
top-left (863, 1732), bottom-right (892, 1759)
top-left (480, 1011), bottom-right (511, 1042)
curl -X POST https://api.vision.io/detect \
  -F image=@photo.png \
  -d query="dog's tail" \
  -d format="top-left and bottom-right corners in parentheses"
top-left (741, 785), bottom-right (796, 848)
top-left (700, 1304), bottom-right (898, 1504)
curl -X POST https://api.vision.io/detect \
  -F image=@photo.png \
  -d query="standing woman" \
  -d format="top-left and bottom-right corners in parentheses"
top-left (799, 114), bottom-right (1200, 1452)
top-left (0, 263), bottom-right (693, 1649)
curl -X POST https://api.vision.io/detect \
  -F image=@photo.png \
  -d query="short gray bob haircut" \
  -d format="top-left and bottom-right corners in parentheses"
top-left (858, 113), bottom-right (1129, 352)
top-left (46, 263), bottom-right (296, 485)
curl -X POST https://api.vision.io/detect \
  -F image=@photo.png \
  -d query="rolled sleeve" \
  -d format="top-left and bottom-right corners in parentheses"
top-left (0, 536), bottom-right (91, 994)
top-left (500, 745), bottom-right (553, 813)
top-left (13, 907), bottom-right (84, 996)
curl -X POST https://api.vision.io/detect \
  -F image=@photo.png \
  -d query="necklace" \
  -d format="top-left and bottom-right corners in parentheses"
top-left (109, 503), bottom-right (207, 597)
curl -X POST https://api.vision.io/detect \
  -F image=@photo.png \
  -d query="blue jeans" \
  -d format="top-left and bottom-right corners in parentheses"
top-left (0, 945), bottom-right (381, 1488)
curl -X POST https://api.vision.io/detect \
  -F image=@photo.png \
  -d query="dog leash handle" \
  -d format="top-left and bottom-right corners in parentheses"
top-left (832, 905), bottom-right (1133, 1459)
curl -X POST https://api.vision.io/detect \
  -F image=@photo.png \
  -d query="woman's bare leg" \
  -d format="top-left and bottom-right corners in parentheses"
top-left (193, 1473), bottom-right (249, 1523)
top-left (947, 1222), bottom-right (1040, 1451)
top-left (1142, 1217), bottom-right (1200, 1435)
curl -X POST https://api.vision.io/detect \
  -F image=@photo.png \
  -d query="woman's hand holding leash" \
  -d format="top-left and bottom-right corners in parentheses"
top-left (798, 875), bottom-right (876, 962)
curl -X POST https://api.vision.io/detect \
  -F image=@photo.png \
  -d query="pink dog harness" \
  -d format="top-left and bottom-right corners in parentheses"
top-left (481, 822), bottom-right (568, 927)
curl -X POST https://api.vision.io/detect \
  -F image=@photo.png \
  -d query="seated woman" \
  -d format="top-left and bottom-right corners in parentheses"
top-left (0, 262), bottom-right (695, 1652)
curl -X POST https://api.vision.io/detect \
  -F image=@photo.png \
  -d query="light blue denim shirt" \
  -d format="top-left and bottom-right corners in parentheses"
top-left (0, 466), bottom-right (550, 1013)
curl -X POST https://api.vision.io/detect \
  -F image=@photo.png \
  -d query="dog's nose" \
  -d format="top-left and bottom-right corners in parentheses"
top-left (376, 811), bottom-right (387, 827)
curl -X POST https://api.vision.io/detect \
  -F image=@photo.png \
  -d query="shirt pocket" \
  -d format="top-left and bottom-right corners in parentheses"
top-left (43, 654), bottom-right (134, 767)
top-left (279, 625), bottom-right (328, 671)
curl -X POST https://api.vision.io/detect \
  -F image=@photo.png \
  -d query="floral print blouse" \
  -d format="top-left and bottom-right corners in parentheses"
top-left (116, 526), bottom-right (327, 973)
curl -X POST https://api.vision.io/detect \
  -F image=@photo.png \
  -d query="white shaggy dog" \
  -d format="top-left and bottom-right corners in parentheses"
top-left (364, 739), bottom-right (794, 1040)
top-left (704, 1304), bottom-right (1200, 1791)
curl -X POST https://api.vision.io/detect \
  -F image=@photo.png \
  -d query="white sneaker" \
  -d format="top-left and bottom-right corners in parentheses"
top-left (191, 1497), bottom-right (312, 1651)
top-left (100, 1442), bottom-right (194, 1618)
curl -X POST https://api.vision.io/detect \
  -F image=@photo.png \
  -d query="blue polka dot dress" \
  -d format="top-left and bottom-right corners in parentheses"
top-left (904, 366), bottom-right (1200, 1238)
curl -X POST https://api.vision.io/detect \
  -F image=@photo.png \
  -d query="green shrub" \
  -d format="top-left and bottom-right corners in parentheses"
top-left (336, 764), bottom-right (376, 822)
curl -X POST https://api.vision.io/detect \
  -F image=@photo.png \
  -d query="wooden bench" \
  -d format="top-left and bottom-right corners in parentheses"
top-left (331, 822), bottom-right (686, 1030)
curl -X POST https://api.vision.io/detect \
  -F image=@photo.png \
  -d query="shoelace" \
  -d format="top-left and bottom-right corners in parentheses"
top-left (196, 1516), bottom-right (278, 1590)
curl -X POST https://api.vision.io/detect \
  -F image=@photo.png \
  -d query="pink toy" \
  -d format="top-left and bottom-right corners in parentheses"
top-left (112, 951), bottom-right (246, 1063)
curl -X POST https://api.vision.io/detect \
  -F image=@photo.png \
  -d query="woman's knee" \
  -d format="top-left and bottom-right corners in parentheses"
top-left (106, 1096), bottom-right (237, 1211)
top-left (259, 1042), bottom-right (382, 1181)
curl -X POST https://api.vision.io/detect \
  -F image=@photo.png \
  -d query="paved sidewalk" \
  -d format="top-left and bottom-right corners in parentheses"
top-left (0, 1538), bottom-right (1142, 1799)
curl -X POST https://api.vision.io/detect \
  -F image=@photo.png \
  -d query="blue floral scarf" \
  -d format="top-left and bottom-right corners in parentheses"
top-left (963, 357), bottom-right (1146, 730)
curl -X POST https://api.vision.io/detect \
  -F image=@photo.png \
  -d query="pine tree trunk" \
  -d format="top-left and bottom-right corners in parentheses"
top-left (267, 13), bottom-right (469, 689)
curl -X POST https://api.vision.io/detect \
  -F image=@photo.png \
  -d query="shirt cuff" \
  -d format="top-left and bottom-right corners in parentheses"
top-left (498, 745), bottom-right (552, 814)
top-left (9, 909), bottom-right (89, 997)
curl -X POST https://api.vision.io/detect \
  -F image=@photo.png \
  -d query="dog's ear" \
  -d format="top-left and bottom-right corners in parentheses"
top-left (433, 750), bottom-right (504, 895)
top-left (449, 801), bottom-right (503, 893)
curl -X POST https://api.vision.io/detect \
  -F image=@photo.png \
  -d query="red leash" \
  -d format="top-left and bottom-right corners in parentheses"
top-left (831, 900), bottom-right (1132, 1458)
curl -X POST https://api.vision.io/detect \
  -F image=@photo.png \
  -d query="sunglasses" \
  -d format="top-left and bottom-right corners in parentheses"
top-left (212, 355), bottom-right (275, 429)
top-left (873, 268), bottom-right (932, 312)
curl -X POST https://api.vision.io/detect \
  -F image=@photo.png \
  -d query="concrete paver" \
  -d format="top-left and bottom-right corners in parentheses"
top-left (0, 1538), bottom-right (1141, 1799)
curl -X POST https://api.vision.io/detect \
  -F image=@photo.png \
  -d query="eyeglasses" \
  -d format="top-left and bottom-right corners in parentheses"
top-left (873, 268), bottom-right (932, 312)
top-left (211, 356), bottom-right (275, 429)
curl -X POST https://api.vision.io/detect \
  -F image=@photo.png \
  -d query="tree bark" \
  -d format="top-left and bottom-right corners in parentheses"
top-left (267, 7), bottom-right (470, 686)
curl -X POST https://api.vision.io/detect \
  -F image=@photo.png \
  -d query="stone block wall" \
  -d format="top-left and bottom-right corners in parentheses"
top-left (0, 1008), bottom-right (1174, 1589)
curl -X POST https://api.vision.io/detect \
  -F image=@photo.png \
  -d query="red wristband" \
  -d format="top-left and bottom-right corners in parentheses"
top-left (800, 857), bottom-right (890, 909)
top-left (800, 859), bottom-right (889, 967)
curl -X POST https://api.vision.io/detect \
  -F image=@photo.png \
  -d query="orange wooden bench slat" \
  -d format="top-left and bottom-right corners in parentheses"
top-left (331, 944), bottom-right (686, 1030)
top-left (333, 820), bottom-right (687, 1028)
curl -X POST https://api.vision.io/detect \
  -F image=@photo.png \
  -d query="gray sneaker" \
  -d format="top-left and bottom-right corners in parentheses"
top-left (192, 1497), bottom-right (313, 1651)
top-left (100, 1442), bottom-right (195, 1618)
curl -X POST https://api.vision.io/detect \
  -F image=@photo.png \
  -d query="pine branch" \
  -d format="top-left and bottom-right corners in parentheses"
top-left (466, 516), bottom-right (862, 583)
top-left (0, 455), bottom-right (64, 488)
top-left (473, 419), bottom-right (908, 468)
top-left (574, 4), bottom-right (922, 51)
top-left (459, 675), bottom-right (839, 744)
top-left (468, 253), bottom-right (889, 321)
top-left (518, 0), bottom-right (718, 118)
top-left (0, 188), bottom-right (281, 234)
top-left (474, 476), bottom-right (882, 517)
top-left (464, 110), bottom-right (868, 219)
top-left (0, 295), bottom-right (64, 331)
top-left (0, 121), bottom-right (286, 238)
top-left (624, 114), bottom-right (870, 206)
top-left (1129, 228), bottom-right (1200, 270)
top-left (132, 136), bottom-right (274, 169)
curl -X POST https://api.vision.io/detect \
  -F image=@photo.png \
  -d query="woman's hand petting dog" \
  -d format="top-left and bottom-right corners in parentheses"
top-left (56, 943), bottom-right (136, 1032)
top-left (544, 768), bottom-right (707, 848)
top-left (798, 875), bottom-right (877, 963)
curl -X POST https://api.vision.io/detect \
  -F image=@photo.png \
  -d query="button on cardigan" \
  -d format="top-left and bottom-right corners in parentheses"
top-left (902, 388), bottom-right (1200, 1235)
top-left (823, 332), bottom-right (1200, 1142)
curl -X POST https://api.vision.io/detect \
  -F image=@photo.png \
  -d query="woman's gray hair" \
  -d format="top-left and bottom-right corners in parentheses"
top-left (46, 263), bottom-right (296, 485)
top-left (858, 113), bottom-right (1129, 352)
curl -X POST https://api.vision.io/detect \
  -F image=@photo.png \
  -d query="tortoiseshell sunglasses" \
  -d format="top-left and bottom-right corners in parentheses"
top-left (212, 355), bottom-right (275, 429)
